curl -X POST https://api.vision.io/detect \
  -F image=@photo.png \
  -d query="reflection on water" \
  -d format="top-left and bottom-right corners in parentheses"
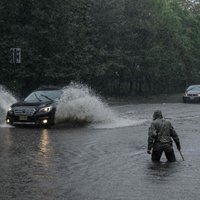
top-left (40, 129), bottom-right (50, 154)
top-left (4, 128), bottom-right (13, 148)
top-left (38, 129), bottom-right (53, 167)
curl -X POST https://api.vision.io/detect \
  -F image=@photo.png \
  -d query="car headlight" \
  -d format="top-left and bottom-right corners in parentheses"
top-left (198, 94), bottom-right (200, 97)
top-left (184, 93), bottom-right (188, 97)
top-left (39, 106), bottom-right (53, 112)
top-left (8, 107), bottom-right (12, 111)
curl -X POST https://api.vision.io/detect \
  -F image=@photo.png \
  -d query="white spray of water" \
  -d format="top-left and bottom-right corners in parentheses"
top-left (55, 83), bottom-right (116, 124)
top-left (90, 117), bottom-right (147, 129)
top-left (0, 85), bottom-right (17, 126)
top-left (55, 83), bottom-right (146, 128)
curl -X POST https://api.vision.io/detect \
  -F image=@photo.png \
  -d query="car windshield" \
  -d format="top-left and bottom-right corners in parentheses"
top-left (24, 90), bottom-right (62, 103)
top-left (187, 85), bottom-right (200, 92)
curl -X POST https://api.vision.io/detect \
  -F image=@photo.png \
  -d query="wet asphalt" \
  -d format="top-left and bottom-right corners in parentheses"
top-left (0, 103), bottom-right (200, 200)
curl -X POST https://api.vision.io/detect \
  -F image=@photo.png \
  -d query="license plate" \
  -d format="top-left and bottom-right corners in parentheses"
top-left (19, 116), bottom-right (28, 121)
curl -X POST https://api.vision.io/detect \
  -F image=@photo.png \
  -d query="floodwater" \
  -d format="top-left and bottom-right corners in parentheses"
top-left (0, 102), bottom-right (200, 200)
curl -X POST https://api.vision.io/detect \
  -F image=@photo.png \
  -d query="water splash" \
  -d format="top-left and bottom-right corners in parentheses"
top-left (55, 83), bottom-right (146, 128)
top-left (90, 117), bottom-right (147, 129)
top-left (55, 83), bottom-right (116, 124)
top-left (0, 85), bottom-right (17, 126)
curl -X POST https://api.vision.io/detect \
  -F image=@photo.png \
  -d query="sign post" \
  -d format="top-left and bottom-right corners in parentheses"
top-left (10, 48), bottom-right (21, 64)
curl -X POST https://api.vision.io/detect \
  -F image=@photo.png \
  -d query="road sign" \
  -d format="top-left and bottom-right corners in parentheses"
top-left (10, 48), bottom-right (21, 64)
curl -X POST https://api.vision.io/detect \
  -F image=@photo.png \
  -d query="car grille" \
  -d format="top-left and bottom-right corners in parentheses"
top-left (13, 106), bottom-right (36, 116)
top-left (188, 94), bottom-right (198, 97)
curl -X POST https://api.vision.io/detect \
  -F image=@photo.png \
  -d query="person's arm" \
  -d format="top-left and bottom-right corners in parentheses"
top-left (170, 123), bottom-right (181, 150)
top-left (147, 123), bottom-right (156, 153)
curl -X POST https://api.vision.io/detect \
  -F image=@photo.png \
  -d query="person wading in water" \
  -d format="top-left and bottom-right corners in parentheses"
top-left (147, 110), bottom-right (181, 162)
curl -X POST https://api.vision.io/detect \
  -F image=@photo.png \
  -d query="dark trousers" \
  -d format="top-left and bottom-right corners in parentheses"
top-left (151, 142), bottom-right (176, 162)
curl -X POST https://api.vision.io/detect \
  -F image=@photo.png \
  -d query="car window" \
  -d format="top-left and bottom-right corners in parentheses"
top-left (24, 90), bottom-right (62, 103)
top-left (187, 86), bottom-right (200, 91)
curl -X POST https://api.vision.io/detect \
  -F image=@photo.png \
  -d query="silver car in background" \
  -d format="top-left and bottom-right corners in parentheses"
top-left (183, 85), bottom-right (200, 103)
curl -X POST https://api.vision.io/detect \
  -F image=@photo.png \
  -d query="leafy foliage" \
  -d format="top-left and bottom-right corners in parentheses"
top-left (0, 0), bottom-right (200, 96)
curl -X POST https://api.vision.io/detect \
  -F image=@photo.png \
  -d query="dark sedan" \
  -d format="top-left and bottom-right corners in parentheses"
top-left (183, 85), bottom-right (200, 103)
top-left (6, 86), bottom-right (62, 127)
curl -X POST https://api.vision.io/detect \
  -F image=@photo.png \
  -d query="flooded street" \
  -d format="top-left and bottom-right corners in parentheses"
top-left (0, 103), bottom-right (200, 200)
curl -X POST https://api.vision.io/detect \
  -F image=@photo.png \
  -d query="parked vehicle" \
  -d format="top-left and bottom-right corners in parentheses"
top-left (183, 85), bottom-right (200, 103)
top-left (6, 86), bottom-right (63, 127)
